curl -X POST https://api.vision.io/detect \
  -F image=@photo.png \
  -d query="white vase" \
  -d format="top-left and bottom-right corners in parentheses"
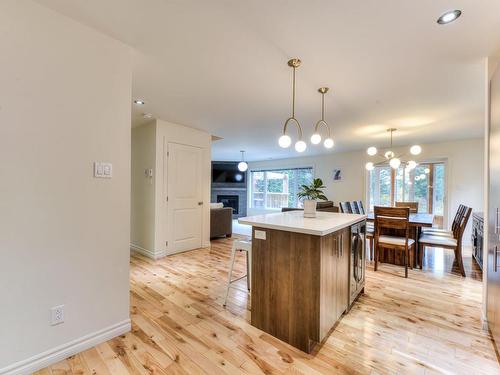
top-left (303, 200), bottom-right (317, 218)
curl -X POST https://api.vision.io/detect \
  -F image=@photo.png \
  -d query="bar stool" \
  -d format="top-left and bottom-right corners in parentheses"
top-left (223, 239), bottom-right (251, 306)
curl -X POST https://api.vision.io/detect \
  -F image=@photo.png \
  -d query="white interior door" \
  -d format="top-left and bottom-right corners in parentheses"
top-left (167, 142), bottom-right (203, 253)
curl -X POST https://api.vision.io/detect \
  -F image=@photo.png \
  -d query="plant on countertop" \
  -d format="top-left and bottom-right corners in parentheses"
top-left (297, 178), bottom-right (328, 201)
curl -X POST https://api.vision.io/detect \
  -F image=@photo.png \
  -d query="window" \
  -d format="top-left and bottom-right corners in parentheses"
top-left (368, 162), bottom-right (446, 225)
top-left (250, 167), bottom-right (313, 209)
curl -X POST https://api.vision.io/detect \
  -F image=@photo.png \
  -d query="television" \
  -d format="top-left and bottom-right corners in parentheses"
top-left (212, 162), bottom-right (246, 183)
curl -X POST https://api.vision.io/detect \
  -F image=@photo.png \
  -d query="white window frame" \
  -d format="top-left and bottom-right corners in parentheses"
top-left (248, 166), bottom-right (315, 211)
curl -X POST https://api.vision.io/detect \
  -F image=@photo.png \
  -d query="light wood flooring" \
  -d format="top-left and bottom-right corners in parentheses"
top-left (36, 237), bottom-right (499, 375)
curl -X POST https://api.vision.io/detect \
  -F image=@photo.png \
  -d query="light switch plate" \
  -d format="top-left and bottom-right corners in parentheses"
top-left (254, 230), bottom-right (266, 240)
top-left (94, 162), bottom-right (112, 178)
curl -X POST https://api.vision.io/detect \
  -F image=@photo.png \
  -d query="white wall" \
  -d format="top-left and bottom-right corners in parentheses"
top-left (248, 139), bottom-right (484, 242)
top-left (0, 1), bottom-right (132, 373)
top-left (131, 122), bottom-right (156, 256)
top-left (130, 119), bottom-right (211, 259)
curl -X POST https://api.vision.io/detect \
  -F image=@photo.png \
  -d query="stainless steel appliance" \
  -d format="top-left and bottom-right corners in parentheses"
top-left (349, 220), bottom-right (366, 307)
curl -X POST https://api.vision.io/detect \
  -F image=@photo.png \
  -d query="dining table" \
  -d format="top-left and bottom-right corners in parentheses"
top-left (366, 212), bottom-right (435, 268)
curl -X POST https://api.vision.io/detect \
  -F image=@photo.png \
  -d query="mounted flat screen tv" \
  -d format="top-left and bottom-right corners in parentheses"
top-left (212, 162), bottom-right (246, 183)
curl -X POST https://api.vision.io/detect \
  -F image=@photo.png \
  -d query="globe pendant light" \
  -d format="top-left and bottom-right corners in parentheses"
top-left (311, 87), bottom-right (334, 149)
top-left (278, 59), bottom-right (306, 153)
top-left (237, 150), bottom-right (248, 172)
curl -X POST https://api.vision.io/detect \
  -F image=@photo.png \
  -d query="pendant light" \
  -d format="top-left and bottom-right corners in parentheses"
top-left (365, 128), bottom-right (420, 170)
top-left (237, 150), bottom-right (248, 172)
top-left (278, 58), bottom-right (306, 153)
top-left (310, 87), bottom-right (334, 148)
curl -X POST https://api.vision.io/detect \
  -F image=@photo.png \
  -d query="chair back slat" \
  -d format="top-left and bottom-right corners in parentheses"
top-left (357, 200), bottom-right (366, 214)
top-left (454, 206), bottom-right (472, 240)
top-left (339, 201), bottom-right (352, 213)
top-left (395, 201), bottom-right (419, 213)
top-left (374, 206), bottom-right (410, 233)
top-left (451, 204), bottom-right (466, 231)
top-left (351, 201), bottom-right (360, 214)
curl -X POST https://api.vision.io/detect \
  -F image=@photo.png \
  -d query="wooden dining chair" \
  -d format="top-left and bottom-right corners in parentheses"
top-left (339, 201), bottom-right (352, 213)
top-left (395, 201), bottom-right (419, 213)
top-left (422, 204), bottom-right (465, 235)
top-left (418, 206), bottom-right (472, 277)
top-left (374, 206), bottom-right (414, 278)
top-left (357, 200), bottom-right (366, 214)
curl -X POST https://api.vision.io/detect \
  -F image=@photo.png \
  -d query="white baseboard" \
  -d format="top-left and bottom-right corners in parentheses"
top-left (1, 319), bottom-right (130, 375)
top-left (130, 243), bottom-right (167, 259)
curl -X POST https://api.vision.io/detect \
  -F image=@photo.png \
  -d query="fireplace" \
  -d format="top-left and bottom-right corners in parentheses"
top-left (217, 195), bottom-right (239, 215)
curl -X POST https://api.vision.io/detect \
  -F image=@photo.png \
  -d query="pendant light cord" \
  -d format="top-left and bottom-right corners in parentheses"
top-left (321, 92), bottom-right (325, 121)
top-left (292, 66), bottom-right (296, 118)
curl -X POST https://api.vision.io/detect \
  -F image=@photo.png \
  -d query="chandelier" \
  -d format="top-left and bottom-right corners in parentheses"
top-left (365, 128), bottom-right (421, 171)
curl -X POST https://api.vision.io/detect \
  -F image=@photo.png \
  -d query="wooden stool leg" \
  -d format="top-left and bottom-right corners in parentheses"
top-left (374, 243), bottom-right (378, 271)
top-left (246, 250), bottom-right (250, 290)
top-left (223, 244), bottom-right (237, 306)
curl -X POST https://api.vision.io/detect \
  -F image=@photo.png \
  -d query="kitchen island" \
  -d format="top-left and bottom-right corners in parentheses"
top-left (239, 211), bottom-right (366, 353)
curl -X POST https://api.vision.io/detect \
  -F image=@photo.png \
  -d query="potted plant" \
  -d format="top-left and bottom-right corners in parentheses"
top-left (297, 178), bottom-right (328, 218)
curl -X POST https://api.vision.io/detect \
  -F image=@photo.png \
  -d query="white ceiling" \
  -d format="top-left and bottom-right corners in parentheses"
top-left (35, 0), bottom-right (500, 161)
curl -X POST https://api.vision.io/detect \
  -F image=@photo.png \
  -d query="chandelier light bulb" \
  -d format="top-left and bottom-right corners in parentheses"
top-left (415, 175), bottom-right (421, 181)
top-left (424, 167), bottom-right (430, 174)
top-left (295, 140), bottom-right (307, 153)
top-left (278, 134), bottom-right (292, 148)
top-left (365, 162), bottom-right (375, 171)
top-left (407, 160), bottom-right (417, 170)
top-left (367, 146), bottom-right (377, 156)
top-left (324, 138), bottom-right (334, 148)
top-left (410, 145), bottom-right (422, 155)
top-left (310, 133), bottom-right (322, 144)
top-left (389, 157), bottom-right (401, 169)
top-left (238, 161), bottom-right (248, 172)
top-left (385, 150), bottom-right (395, 159)
top-left (420, 173), bottom-right (426, 179)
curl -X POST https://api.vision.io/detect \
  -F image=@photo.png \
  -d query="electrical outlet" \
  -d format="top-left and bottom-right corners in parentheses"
top-left (50, 305), bottom-right (64, 326)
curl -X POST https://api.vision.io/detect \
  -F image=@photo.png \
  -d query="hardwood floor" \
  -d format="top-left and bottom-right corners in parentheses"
top-left (35, 237), bottom-right (498, 375)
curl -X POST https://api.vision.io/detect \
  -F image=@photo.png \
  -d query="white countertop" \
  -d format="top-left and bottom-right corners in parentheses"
top-left (238, 211), bottom-right (366, 236)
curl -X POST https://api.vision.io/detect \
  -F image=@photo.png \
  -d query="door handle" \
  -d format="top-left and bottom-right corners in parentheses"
top-left (340, 234), bottom-right (344, 257)
top-left (198, 202), bottom-right (204, 206)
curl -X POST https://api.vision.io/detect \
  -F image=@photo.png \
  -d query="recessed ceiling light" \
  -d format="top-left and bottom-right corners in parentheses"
top-left (143, 113), bottom-right (153, 119)
top-left (134, 99), bottom-right (145, 105)
top-left (437, 10), bottom-right (462, 25)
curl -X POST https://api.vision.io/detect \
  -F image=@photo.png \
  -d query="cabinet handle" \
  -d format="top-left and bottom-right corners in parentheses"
top-left (496, 245), bottom-right (500, 272)
top-left (340, 234), bottom-right (343, 257)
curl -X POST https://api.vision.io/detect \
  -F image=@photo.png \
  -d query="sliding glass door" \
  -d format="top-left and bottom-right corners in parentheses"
top-left (368, 162), bottom-right (446, 227)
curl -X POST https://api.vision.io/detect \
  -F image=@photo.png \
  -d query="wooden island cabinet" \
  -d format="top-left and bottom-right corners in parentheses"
top-left (239, 211), bottom-right (366, 353)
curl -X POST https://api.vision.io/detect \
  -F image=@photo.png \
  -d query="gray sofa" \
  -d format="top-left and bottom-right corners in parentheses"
top-left (210, 207), bottom-right (233, 239)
